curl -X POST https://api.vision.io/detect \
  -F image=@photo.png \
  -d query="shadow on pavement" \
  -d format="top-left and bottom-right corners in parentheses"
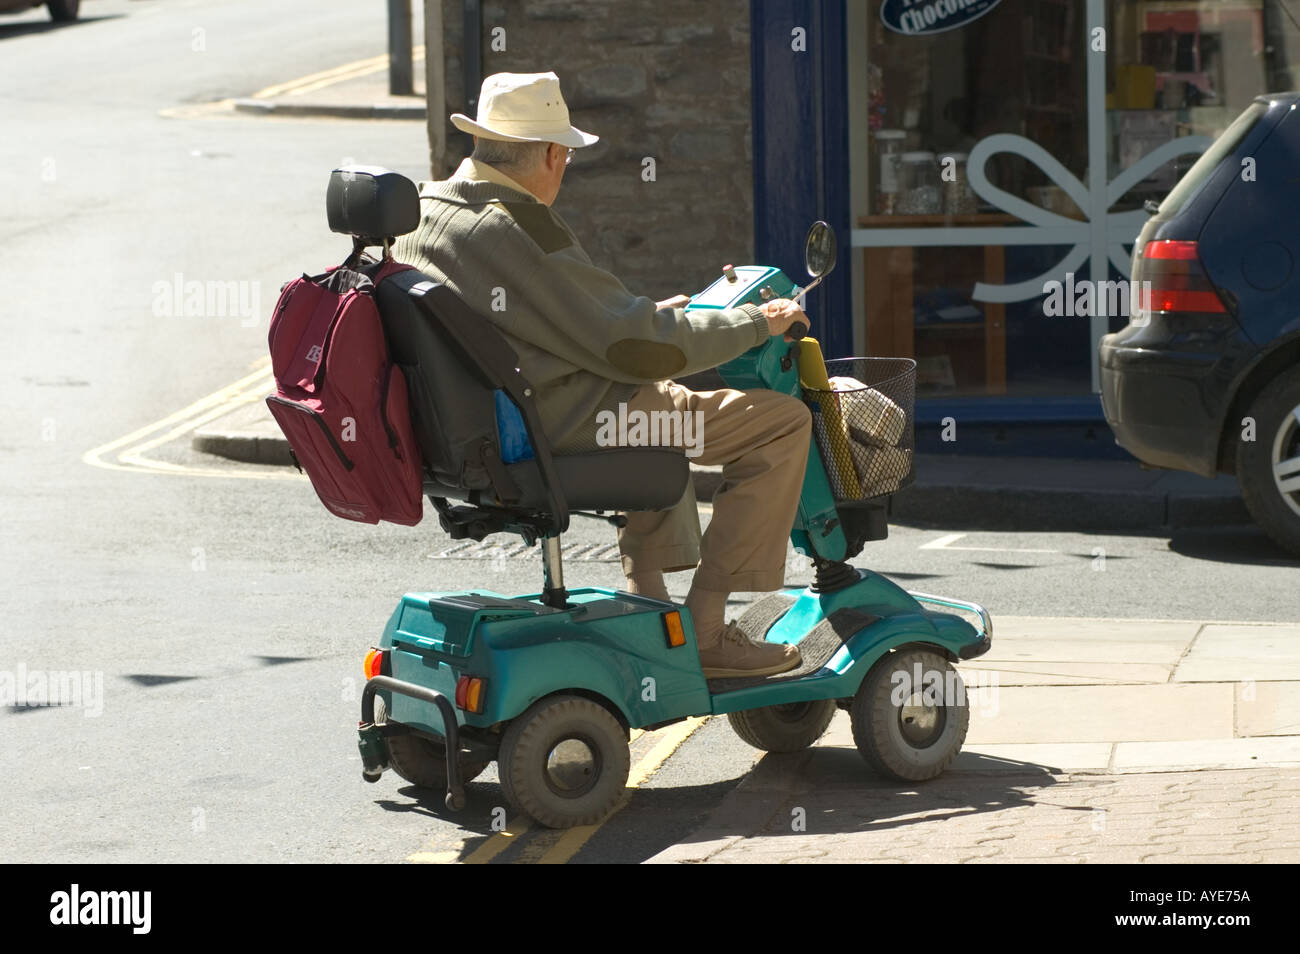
top-left (0, 14), bottom-right (122, 39)
top-left (656, 747), bottom-right (1072, 855)
top-left (1167, 526), bottom-right (1300, 567)
top-left (366, 749), bottom-right (1076, 863)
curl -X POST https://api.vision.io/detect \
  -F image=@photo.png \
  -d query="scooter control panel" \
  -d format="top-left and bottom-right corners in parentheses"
top-left (686, 265), bottom-right (797, 312)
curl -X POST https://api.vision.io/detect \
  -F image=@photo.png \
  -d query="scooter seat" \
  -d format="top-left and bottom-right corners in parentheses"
top-left (423, 446), bottom-right (688, 513)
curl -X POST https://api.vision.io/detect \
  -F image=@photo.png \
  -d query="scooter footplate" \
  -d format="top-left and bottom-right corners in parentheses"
top-left (732, 593), bottom-right (796, 641)
top-left (707, 608), bottom-right (878, 694)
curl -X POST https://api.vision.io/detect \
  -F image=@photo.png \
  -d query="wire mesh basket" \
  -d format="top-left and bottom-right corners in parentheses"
top-left (803, 357), bottom-right (917, 501)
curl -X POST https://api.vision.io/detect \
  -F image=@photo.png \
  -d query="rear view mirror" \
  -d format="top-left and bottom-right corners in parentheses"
top-left (804, 221), bottom-right (837, 280)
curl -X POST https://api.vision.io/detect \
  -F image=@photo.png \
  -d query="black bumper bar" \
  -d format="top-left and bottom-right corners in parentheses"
top-left (359, 675), bottom-right (465, 812)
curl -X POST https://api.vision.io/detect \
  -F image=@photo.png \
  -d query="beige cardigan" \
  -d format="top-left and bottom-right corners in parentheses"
top-left (392, 172), bottom-right (768, 452)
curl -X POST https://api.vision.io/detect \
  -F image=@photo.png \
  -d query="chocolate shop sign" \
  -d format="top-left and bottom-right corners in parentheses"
top-left (880, 0), bottom-right (1002, 36)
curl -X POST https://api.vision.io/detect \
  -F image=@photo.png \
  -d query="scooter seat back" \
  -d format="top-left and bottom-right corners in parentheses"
top-left (326, 165), bottom-right (420, 245)
top-left (375, 267), bottom-right (689, 517)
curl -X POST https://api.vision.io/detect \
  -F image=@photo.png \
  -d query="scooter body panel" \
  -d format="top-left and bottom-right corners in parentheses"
top-left (378, 588), bottom-right (713, 737)
top-left (378, 580), bottom-right (988, 735)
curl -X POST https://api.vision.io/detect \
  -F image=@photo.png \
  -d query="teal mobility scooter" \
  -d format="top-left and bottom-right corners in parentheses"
top-left (339, 168), bottom-right (993, 829)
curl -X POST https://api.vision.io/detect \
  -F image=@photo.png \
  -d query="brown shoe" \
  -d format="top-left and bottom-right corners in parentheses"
top-left (698, 623), bottom-right (801, 679)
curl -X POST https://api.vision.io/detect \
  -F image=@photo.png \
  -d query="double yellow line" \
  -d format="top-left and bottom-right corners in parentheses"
top-left (251, 46), bottom-right (427, 100)
top-left (160, 48), bottom-right (428, 119)
top-left (409, 716), bottom-right (709, 865)
top-left (82, 359), bottom-right (293, 480)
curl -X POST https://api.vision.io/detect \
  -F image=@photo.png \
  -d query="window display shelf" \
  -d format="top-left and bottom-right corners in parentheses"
top-left (859, 213), bottom-right (1017, 396)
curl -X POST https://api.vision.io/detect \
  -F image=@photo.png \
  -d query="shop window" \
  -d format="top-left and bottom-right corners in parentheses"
top-left (856, 0), bottom-right (1299, 399)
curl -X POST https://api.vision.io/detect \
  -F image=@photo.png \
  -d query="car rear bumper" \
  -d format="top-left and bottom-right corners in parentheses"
top-left (1099, 334), bottom-right (1225, 477)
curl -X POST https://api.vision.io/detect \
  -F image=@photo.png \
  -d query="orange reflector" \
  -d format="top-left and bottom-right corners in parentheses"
top-left (456, 676), bottom-right (486, 713)
top-left (363, 649), bottom-right (385, 680)
top-left (664, 611), bottom-right (686, 648)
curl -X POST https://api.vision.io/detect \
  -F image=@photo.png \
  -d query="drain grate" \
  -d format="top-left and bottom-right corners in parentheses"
top-left (431, 540), bottom-right (624, 562)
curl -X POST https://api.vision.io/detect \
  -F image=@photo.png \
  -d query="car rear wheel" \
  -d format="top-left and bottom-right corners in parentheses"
top-left (48, 0), bottom-right (79, 21)
top-left (1237, 366), bottom-right (1300, 555)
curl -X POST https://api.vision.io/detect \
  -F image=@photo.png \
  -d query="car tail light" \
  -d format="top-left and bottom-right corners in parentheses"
top-left (455, 675), bottom-right (486, 713)
top-left (363, 649), bottom-right (387, 680)
top-left (1139, 240), bottom-right (1228, 314)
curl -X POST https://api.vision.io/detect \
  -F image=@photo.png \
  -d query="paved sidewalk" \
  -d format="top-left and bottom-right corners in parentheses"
top-left (648, 614), bottom-right (1300, 863)
top-left (647, 763), bottom-right (1300, 863)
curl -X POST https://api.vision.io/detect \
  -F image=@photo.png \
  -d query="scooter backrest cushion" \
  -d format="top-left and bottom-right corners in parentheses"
top-left (326, 166), bottom-right (420, 244)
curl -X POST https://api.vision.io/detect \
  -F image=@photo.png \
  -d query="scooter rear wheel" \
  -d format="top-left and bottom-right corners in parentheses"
top-left (727, 699), bottom-right (837, 753)
top-left (851, 648), bottom-right (969, 782)
top-left (498, 695), bottom-right (630, 829)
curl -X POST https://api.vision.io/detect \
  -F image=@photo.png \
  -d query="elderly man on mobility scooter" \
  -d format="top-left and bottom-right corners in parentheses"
top-left (394, 71), bottom-right (812, 679)
top-left (336, 71), bottom-right (991, 828)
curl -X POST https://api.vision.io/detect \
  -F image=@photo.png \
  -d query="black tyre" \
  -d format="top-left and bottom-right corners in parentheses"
top-left (373, 695), bottom-right (489, 790)
top-left (1237, 366), bottom-right (1300, 555)
top-left (48, 0), bottom-right (79, 22)
top-left (727, 698), bottom-right (837, 753)
top-left (498, 695), bottom-right (630, 829)
top-left (850, 648), bottom-right (969, 782)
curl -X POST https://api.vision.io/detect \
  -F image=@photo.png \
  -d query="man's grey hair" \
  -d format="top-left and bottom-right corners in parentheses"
top-left (471, 138), bottom-right (549, 175)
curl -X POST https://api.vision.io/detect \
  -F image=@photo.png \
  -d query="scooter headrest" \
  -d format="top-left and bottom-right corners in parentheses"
top-left (326, 165), bottom-right (420, 245)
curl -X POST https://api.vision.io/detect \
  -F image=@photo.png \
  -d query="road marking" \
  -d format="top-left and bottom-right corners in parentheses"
top-left (920, 532), bottom-right (1057, 554)
top-left (450, 723), bottom-right (691, 865)
top-left (161, 49), bottom-right (426, 120)
top-left (535, 716), bottom-right (708, 865)
top-left (459, 817), bottom-right (531, 865)
top-left (250, 54), bottom-right (389, 98)
top-left (919, 532), bottom-right (966, 550)
top-left (158, 100), bottom-right (237, 119)
top-left (407, 850), bottom-right (461, 864)
top-left (250, 47), bottom-right (427, 99)
top-left (83, 360), bottom-right (295, 480)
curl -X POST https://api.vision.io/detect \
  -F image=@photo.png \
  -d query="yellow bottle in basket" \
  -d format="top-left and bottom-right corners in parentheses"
top-left (796, 337), bottom-right (862, 498)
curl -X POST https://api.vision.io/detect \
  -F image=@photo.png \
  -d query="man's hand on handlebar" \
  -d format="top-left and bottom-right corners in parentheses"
top-left (761, 298), bottom-right (809, 340)
top-left (655, 294), bottom-right (692, 310)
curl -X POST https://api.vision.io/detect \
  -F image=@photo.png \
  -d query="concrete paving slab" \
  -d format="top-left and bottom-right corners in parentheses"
top-left (991, 616), bottom-right (1202, 642)
top-left (961, 662), bottom-right (1176, 685)
top-left (1236, 681), bottom-right (1300, 737)
top-left (976, 636), bottom-right (1187, 664)
top-left (964, 683), bottom-right (1234, 744)
top-left (1175, 623), bottom-right (1300, 682)
top-left (953, 742), bottom-right (1115, 772)
top-left (1112, 736), bottom-right (1300, 772)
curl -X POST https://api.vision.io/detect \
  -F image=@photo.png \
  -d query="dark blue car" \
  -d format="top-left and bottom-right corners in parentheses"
top-left (0, 0), bottom-right (78, 21)
top-left (1101, 94), bottom-right (1300, 555)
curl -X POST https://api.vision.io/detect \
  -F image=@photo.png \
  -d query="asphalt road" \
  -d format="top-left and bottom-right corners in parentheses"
top-left (2, 0), bottom-right (1297, 866)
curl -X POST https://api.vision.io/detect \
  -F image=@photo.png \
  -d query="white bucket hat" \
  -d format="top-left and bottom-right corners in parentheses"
top-left (450, 71), bottom-right (598, 148)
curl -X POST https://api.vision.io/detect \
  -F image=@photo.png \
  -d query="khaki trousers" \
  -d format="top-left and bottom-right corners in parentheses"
top-left (616, 381), bottom-right (812, 593)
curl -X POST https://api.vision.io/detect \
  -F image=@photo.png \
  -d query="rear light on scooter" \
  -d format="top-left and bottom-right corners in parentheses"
top-left (1139, 240), bottom-right (1228, 314)
top-left (663, 610), bottom-right (686, 648)
top-left (363, 649), bottom-right (387, 680)
top-left (455, 676), bottom-right (486, 713)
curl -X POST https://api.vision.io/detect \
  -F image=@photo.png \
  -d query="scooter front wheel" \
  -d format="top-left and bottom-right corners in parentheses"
top-left (851, 648), bottom-right (969, 782)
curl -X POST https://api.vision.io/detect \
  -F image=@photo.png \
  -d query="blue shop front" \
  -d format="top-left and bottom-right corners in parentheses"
top-left (752, 0), bottom-right (1299, 454)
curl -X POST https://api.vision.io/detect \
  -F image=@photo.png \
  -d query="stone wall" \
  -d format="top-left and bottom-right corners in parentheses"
top-left (437, 0), bottom-right (754, 300)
